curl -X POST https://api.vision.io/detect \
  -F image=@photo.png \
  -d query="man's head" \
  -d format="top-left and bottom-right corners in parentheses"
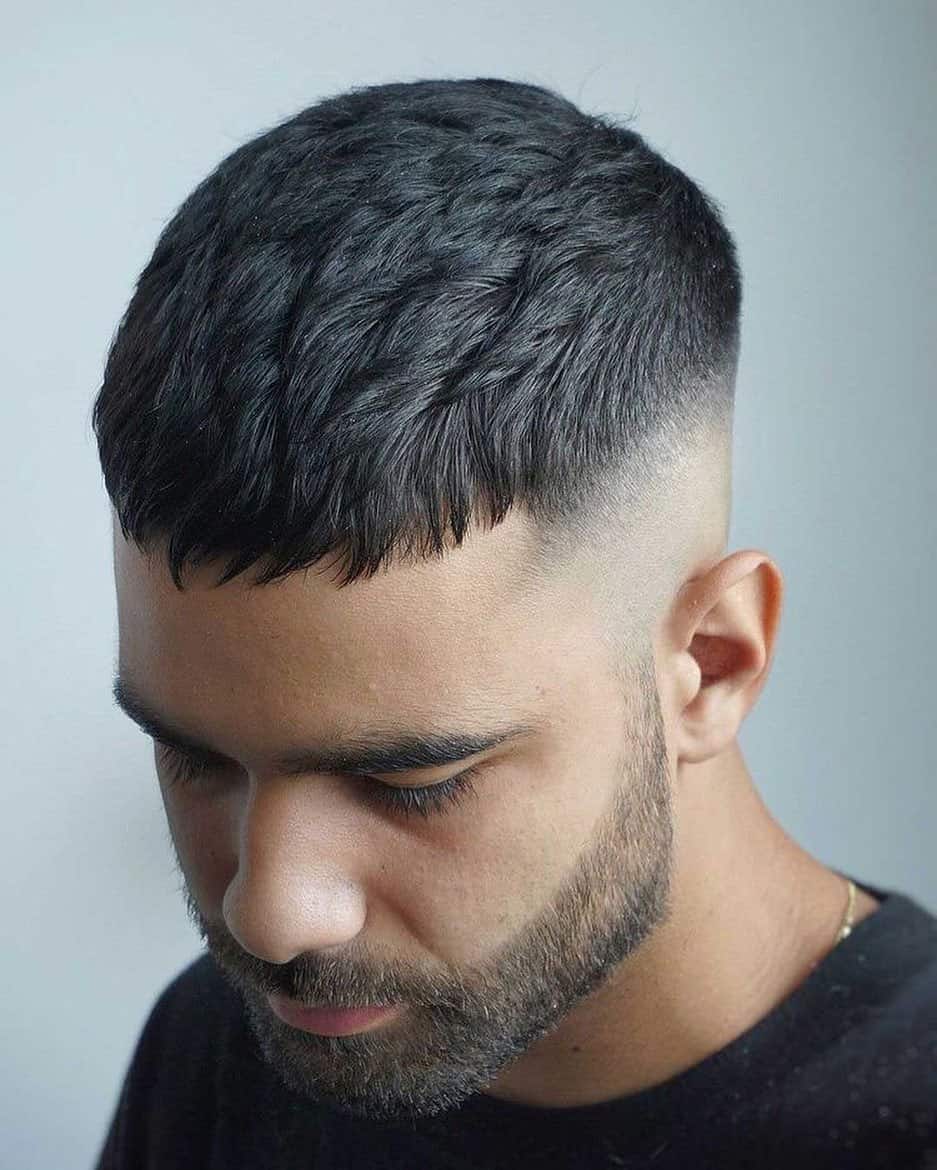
top-left (96, 78), bottom-right (762, 1122)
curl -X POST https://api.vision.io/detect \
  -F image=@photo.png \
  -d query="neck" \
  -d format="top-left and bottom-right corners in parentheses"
top-left (483, 741), bottom-right (875, 1108)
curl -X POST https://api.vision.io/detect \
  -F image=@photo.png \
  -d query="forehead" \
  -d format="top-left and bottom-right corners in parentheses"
top-left (112, 510), bottom-right (598, 745)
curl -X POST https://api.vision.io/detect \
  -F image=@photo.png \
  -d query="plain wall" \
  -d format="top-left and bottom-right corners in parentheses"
top-left (2, 3), bottom-right (934, 1167)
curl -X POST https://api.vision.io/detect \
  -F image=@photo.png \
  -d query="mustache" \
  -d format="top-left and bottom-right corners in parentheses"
top-left (185, 894), bottom-right (472, 1010)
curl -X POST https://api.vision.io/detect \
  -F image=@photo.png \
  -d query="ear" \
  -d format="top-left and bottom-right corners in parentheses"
top-left (665, 550), bottom-right (784, 765)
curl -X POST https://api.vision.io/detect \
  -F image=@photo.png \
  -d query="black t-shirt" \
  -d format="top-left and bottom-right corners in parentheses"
top-left (94, 873), bottom-right (937, 1169)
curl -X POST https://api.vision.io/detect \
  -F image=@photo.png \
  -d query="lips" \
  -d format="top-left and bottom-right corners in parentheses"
top-left (267, 992), bottom-right (400, 1036)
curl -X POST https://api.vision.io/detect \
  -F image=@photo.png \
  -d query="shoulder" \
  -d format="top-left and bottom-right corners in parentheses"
top-left (805, 889), bottom-right (937, 1162)
top-left (95, 953), bottom-right (259, 1169)
top-left (835, 888), bottom-right (937, 1076)
top-left (128, 951), bottom-right (248, 1074)
top-left (146, 950), bottom-right (241, 1034)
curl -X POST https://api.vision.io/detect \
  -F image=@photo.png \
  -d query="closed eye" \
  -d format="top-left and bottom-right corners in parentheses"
top-left (154, 742), bottom-right (483, 820)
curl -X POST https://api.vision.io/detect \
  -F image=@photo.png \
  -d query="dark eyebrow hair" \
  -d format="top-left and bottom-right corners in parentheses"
top-left (111, 674), bottom-right (537, 779)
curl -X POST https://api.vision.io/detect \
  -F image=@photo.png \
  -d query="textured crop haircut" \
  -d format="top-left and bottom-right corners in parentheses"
top-left (92, 76), bottom-right (742, 593)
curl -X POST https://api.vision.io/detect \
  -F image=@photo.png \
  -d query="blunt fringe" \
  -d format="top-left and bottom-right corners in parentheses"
top-left (91, 76), bottom-right (742, 590)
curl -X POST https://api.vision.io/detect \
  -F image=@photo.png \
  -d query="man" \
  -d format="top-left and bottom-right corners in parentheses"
top-left (92, 77), bottom-right (937, 1168)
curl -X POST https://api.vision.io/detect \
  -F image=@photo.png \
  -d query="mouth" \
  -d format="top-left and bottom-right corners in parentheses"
top-left (267, 992), bottom-right (402, 1036)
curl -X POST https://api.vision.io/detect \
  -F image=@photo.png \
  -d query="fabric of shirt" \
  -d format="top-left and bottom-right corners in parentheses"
top-left (93, 872), bottom-right (937, 1169)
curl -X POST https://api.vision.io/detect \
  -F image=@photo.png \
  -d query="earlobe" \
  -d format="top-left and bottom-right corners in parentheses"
top-left (670, 551), bottom-right (784, 765)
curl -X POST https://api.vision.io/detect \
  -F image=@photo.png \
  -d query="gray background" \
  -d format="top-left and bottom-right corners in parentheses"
top-left (2, 2), bottom-right (934, 1167)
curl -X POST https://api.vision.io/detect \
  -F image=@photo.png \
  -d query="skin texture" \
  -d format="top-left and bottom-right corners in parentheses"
top-left (112, 423), bottom-right (880, 1122)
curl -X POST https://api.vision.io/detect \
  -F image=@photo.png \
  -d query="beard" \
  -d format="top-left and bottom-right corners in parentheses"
top-left (174, 654), bottom-right (675, 1123)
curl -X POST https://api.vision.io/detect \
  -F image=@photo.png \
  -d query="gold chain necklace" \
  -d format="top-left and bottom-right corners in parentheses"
top-left (833, 878), bottom-right (858, 946)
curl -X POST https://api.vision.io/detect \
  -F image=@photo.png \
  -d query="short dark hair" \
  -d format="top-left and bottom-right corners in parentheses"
top-left (92, 76), bottom-right (741, 591)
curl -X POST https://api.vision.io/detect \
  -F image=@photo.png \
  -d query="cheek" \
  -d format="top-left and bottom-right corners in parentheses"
top-left (383, 759), bottom-right (612, 964)
top-left (158, 779), bottom-right (242, 909)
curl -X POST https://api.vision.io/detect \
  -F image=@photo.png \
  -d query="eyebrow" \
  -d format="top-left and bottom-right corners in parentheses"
top-left (111, 674), bottom-right (536, 779)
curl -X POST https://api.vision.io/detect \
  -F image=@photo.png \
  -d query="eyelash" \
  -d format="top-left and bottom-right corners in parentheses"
top-left (155, 744), bottom-right (483, 820)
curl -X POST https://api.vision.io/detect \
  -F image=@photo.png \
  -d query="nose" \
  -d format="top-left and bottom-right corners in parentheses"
top-left (221, 776), bottom-right (368, 965)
